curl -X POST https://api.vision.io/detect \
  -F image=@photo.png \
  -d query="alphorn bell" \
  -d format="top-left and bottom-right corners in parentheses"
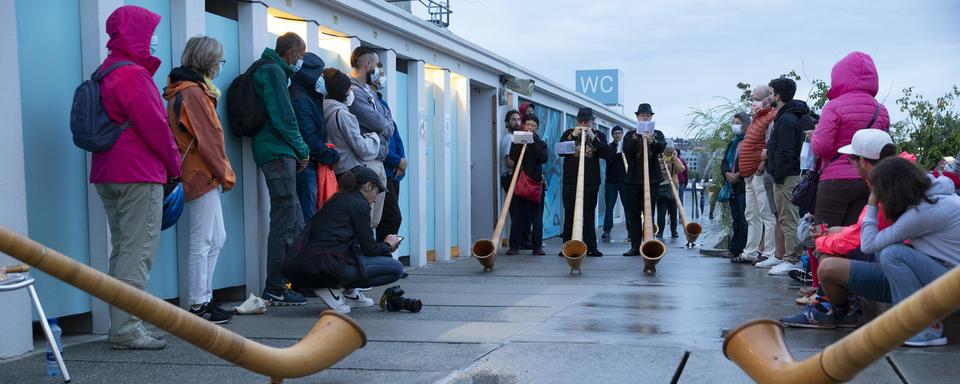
top-left (561, 126), bottom-right (589, 274)
top-left (725, 265), bottom-right (960, 384)
top-left (0, 227), bottom-right (366, 384)
top-left (640, 135), bottom-right (666, 274)
top-left (472, 142), bottom-right (528, 272)
top-left (659, 156), bottom-right (702, 248)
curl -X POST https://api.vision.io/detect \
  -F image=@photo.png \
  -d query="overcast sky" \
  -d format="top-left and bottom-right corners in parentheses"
top-left (415, 0), bottom-right (960, 138)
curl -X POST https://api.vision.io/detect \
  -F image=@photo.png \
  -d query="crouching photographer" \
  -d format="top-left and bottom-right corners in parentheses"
top-left (283, 166), bottom-right (404, 313)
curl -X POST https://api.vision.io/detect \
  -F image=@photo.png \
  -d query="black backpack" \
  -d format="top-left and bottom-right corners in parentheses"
top-left (69, 61), bottom-right (134, 152)
top-left (226, 58), bottom-right (271, 137)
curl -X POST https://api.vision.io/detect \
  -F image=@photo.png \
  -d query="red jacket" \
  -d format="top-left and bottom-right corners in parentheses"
top-left (90, 6), bottom-right (181, 184)
top-left (738, 107), bottom-right (777, 177)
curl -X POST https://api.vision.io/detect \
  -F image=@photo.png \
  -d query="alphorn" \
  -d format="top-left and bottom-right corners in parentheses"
top-left (621, 148), bottom-right (658, 235)
top-left (659, 156), bottom-right (702, 248)
top-left (640, 135), bottom-right (666, 274)
top-left (725, 265), bottom-right (960, 383)
top-left (561, 126), bottom-right (589, 274)
top-left (472, 143), bottom-right (528, 271)
top-left (0, 227), bottom-right (365, 384)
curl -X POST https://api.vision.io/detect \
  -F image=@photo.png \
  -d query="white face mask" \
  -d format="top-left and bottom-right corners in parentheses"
top-left (314, 77), bottom-right (327, 95)
top-left (376, 75), bottom-right (387, 90)
top-left (369, 66), bottom-right (381, 84)
top-left (149, 35), bottom-right (159, 56)
top-left (345, 90), bottom-right (355, 107)
top-left (732, 124), bottom-right (743, 135)
top-left (292, 58), bottom-right (304, 72)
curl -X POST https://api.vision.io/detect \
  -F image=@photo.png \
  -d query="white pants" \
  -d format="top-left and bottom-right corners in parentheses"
top-left (365, 160), bottom-right (387, 228)
top-left (186, 189), bottom-right (226, 305)
top-left (743, 175), bottom-right (776, 258)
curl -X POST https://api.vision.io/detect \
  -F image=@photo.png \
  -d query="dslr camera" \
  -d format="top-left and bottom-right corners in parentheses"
top-left (379, 286), bottom-right (422, 313)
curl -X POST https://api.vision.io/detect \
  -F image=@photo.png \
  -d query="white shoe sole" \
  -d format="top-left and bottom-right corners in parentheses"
top-left (904, 337), bottom-right (947, 347)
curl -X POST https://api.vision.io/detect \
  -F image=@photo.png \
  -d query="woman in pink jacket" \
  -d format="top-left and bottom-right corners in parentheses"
top-left (91, 5), bottom-right (182, 351)
top-left (811, 51), bottom-right (890, 227)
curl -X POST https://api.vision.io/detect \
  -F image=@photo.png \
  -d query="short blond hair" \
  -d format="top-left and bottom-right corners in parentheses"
top-left (181, 35), bottom-right (223, 78)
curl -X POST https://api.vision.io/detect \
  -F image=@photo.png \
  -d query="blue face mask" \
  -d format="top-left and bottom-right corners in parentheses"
top-left (292, 58), bottom-right (304, 72)
top-left (150, 35), bottom-right (159, 56)
top-left (314, 77), bottom-right (327, 95)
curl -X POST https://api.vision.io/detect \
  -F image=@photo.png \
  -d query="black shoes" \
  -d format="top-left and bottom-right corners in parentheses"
top-left (623, 248), bottom-right (640, 256)
top-left (190, 302), bottom-right (232, 324)
top-left (587, 249), bottom-right (603, 257)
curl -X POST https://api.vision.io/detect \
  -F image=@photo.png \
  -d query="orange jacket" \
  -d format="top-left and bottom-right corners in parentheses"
top-left (163, 74), bottom-right (235, 201)
top-left (738, 107), bottom-right (777, 177)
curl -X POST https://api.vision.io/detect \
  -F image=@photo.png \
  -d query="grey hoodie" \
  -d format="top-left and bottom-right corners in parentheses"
top-left (323, 98), bottom-right (379, 175)
top-left (348, 77), bottom-right (394, 161)
top-left (861, 175), bottom-right (960, 267)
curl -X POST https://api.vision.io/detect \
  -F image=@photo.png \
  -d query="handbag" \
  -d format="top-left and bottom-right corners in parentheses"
top-left (514, 170), bottom-right (543, 204)
top-left (792, 104), bottom-right (881, 214)
top-left (316, 163), bottom-right (338, 212)
top-left (718, 182), bottom-right (733, 203)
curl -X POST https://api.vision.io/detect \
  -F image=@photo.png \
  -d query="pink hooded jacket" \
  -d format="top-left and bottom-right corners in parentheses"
top-left (90, 6), bottom-right (181, 184)
top-left (811, 51), bottom-right (890, 181)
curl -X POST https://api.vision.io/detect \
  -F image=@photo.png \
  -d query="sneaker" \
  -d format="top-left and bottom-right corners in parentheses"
top-left (189, 303), bottom-right (232, 324)
top-left (532, 249), bottom-right (545, 255)
top-left (755, 257), bottom-right (781, 268)
top-left (111, 335), bottom-right (167, 350)
top-left (769, 260), bottom-right (802, 275)
top-left (505, 248), bottom-right (518, 255)
top-left (316, 287), bottom-right (351, 313)
top-left (343, 289), bottom-right (375, 308)
top-left (209, 301), bottom-right (234, 316)
top-left (780, 303), bottom-right (837, 329)
top-left (833, 307), bottom-right (861, 328)
top-left (587, 249), bottom-right (603, 257)
top-left (730, 255), bottom-right (757, 264)
top-left (263, 288), bottom-right (308, 306)
top-left (601, 231), bottom-right (611, 240)
top-left (789, 269), bottom-right (813, 284)
top-left (799, 286), bottom-right (818, 296)
top-left (904, 322), bottom-right (947, 347)
top-left (795, 293), bottom-right (819, 305)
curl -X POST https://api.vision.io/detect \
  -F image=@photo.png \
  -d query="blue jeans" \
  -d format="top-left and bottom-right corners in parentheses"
top-left (846, 251), bottom-right (892, 303)
top-left (727, 183), bottom-right (748, 255)
top-left (879, 244), bottom-right (951, 305)
top-left (261, 158), bottom-right (304, 292)
top-left (339, 255), bottom-right (404, 289)
top-left (603, 182), bottom-right (626, 233)
top-left (296, 164), bottom-right (318, 221)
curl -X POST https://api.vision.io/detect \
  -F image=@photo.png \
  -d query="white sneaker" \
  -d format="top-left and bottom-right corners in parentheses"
top-left (315, 288), bottom-right (351, 313)
top-left (344, 289), bottom-right (375, 308)
top-left (769, 260), bottom-right (802, 275)
top-left (755, 257), bottom-right (781, 268)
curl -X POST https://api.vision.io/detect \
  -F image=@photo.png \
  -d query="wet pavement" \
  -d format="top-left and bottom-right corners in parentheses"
top-left (2, 221), bottom-right (959, 383)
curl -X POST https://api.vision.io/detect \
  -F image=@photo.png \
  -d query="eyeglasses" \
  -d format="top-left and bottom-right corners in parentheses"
top-left (217, 59), bottom-right (227, 65)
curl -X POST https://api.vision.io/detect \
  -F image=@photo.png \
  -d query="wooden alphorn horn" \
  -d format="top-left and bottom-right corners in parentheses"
top-left (472, 143), bottom-right (528, 272)
top-left (0, 227), bottom-right (366, 383)
top-left (725, 265), bottom-right (960, 384)
top-left (640, 135), bottom-right (666, 274)
top-left (561, 126), bottom-right (589, 274)
top-left (659, 156), bottom-right (701, 247)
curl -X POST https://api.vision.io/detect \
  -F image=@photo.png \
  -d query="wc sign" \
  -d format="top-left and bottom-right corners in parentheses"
top-left (575, 69), bottom-right (622, 106)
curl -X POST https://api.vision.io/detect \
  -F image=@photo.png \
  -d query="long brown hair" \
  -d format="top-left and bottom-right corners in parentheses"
top-left (869, 157), bottom-right (935, 220)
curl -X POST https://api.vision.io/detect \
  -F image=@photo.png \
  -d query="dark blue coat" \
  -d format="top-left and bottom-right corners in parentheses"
top-left (290, 53), bottom-right (339, 165)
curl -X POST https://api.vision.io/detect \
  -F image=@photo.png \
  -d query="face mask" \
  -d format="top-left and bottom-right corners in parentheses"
top-left (369, 66), bottom-right (381, 84)
top-left (149, 35), bottom-right (159, 56)
top-left (292, 58), bottom-right (303, 72)
top-left (314, 77), bottom-right (327, 95)
top-left (345, 90), bottom-right (355, 107)
top-left (731, 124), bottom-right (743, 135)
top-left (751, 101), bottom-right (762, 114)
top-left (204, 77), bottom-right (222, 99)
top-left (376, 75), bottom-right (387, 90)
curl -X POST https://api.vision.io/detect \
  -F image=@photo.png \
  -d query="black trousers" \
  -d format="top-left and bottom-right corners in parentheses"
top-left (509, 191), bottom-right (544, 250)
top-left (656, 184), bottom-right (678, 236)
top-left (502, 174), bottom-right (530, 247)
top-left (562, 183), bottom-right (600, 250)
top-left (624, 183), bottom-right (657, 251)
top-left (376, 179), bottom-right (402, 242)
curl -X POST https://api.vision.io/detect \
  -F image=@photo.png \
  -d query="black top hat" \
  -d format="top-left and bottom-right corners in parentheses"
top-left (635, 103), bottom-right (655, 115)
top-left (350, 166), bottom-right (386, 192)
top-left (576, 107), bottom-right (595, 121)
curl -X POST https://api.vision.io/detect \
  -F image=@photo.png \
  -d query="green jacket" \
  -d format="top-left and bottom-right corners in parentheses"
top-left (251, 48), bottom-right (309, 165)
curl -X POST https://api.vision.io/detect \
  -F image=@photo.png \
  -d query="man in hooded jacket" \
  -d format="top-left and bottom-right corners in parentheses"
top-left (291, 52), bottom-right (341, 221)
top-left (765, 77), bottom-right (807, 275)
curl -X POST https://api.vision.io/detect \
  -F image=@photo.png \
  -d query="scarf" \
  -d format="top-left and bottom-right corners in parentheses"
top-left (726, 134), bottom-right (744, 174)
top-left (204, 77), bottom-right (221, 99)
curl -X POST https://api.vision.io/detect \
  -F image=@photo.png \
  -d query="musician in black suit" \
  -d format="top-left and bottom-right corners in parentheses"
top-left (622, 103), bottom-right (666, 256)
top-left (560, 107), bottom-right (612, 257)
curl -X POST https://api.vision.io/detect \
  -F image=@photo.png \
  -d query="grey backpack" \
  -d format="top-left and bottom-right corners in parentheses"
top-left (70, 61), bottom-right (133, 152)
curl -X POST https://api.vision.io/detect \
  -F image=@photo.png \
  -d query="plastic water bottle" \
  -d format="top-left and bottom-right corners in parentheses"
top-left (44, 318), bottom-right (63, 377)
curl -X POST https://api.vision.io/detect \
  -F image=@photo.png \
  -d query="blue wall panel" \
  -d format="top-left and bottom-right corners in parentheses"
top-left (125, 0), bottom-right (179, 299)
top-left (205, 12), bottom-right (245, 288)
top-left (394, 73), bottom-right (411, 257)
top-left (16, 0), bottom-right (90, 318)
top-left (448, 95), bottom-right (459, 247)
top-left (425, 85), bottom-right (436, 250)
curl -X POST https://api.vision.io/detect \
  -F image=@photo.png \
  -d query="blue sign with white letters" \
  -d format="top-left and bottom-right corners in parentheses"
top-left (575, 69), bottom-right (622, 106)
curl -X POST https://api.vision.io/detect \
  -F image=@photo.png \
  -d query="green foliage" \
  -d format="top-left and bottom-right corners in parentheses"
top-left (685, 97), bottom-right (747, 189)
top-left (891, 85), bottom-right (960, 169)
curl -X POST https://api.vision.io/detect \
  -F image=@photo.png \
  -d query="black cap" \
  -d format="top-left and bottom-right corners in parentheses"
top-left (635, 103), bottom-right (654, 115)
top-left (350, 166), bottom-right (386, 192)
top-left (611, 125), bottom-right (624, 133)
top-left (576, 107), bottom-right (595, 121)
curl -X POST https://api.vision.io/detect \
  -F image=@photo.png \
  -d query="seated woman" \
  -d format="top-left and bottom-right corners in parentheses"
top-left (864, 157), bottom-right (960, 347)
top-left (283, 166), bottom-right (404, 313)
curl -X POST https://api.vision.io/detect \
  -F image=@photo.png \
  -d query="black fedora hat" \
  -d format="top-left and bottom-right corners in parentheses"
top-left (635, 103), bottom-right (654, 115)
top-left (576, 107), bottom-right (595, 121)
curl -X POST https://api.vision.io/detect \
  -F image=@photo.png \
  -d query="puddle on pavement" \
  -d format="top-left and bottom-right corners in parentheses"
top-left (450, 371), bottom-right (520, 384)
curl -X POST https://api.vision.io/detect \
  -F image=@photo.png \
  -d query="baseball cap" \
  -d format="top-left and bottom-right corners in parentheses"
top-left (350, 166), bottom-right (386, 192)
top-left (837, 129), bottom-right (893, 160)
